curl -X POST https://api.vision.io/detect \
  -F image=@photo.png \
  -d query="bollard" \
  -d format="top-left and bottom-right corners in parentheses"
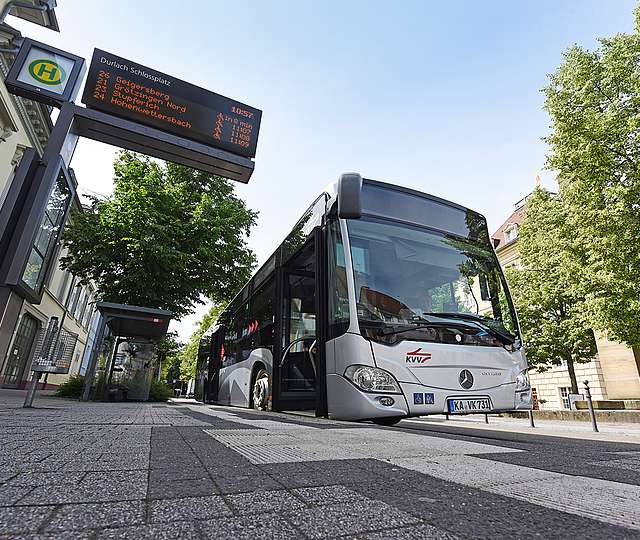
top-left (23, 372), bottom-right (41, 408)
top-left (584, 380), bottom-right (599, 433)
top-left (528, 410), bottom-right (535, 428)
top-left (484, 413), bottom-right (489, 424)
top-left (445, 412), bottom-right (449, 420)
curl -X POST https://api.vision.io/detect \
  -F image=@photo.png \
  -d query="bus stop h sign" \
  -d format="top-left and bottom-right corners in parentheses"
top-left (4, 38), bottom-right (85, 107)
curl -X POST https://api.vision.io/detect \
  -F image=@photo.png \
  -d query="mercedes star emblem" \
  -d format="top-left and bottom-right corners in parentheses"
top-left (459, 369), bottom-right (474, 389)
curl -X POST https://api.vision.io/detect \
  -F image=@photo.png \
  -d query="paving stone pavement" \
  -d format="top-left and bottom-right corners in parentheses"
top-left (1, 395), bottom-right (640, 539)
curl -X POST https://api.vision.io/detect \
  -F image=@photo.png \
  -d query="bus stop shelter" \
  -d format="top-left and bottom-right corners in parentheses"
top-left (81, 302), bottom-right (173, 401)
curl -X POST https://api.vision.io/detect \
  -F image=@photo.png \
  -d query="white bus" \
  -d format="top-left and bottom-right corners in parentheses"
top-left (195, 174), bottom-right (532, 424)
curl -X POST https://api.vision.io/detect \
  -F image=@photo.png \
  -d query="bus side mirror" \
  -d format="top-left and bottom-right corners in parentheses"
top-left (337, 172), bottom-right (362, 219)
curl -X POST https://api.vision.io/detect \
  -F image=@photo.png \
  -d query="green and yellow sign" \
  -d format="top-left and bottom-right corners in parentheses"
top-left (27, 59), bottom-right (66, 86)
top-left (7, 38), bottom-right (85, 107)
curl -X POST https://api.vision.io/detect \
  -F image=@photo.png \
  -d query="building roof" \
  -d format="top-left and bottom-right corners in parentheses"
top-left (491, 204), bottom-right (525, 251)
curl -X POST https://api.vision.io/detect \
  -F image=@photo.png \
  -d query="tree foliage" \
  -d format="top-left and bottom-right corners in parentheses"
top-left (156, 332), bottom-right (182, 384)
top-left (179, 303), bottom-right (224, 381)
top-left (163, 353), bottom-right (182, 385)
top-left (55, 375), bottom-right (85, 399)
top-left (542, 6), bottom-right (640, 349)
top-left (148, 380), bottom-right (173, 402)
top-left (61, 151), bottom-right (257, 317)
top-left (156, 332), bottom-right (182, 358)
top-left (505, 188), bottom-right (596, 393)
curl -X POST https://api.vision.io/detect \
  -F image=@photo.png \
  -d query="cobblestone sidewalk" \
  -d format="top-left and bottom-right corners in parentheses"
top-left (1, 395), bottom-right (639, 539)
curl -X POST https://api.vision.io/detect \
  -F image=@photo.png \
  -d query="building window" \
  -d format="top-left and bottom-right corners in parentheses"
top-left (20, 171), bottom-right (71, 293)
top-left (75, 286), bottom-right (91, 321)
top-left (504, 224), bottom-right (519, 243)
top-left (68, 282), bottom-right (81, 315)
top-left (86, 299), bottom-right (96, 329)
top-left (57, 269), bottom-right (72, 303)
top-left (559, 387), bottom-right (571, 409)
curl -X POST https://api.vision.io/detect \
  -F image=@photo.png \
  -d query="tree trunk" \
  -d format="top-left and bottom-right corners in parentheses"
top-left (566, 355), bottom-right (579, 394)
top-left (633, 346), bottom-right (640, 379)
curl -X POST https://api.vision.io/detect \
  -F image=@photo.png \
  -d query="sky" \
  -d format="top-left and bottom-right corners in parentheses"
top-left (9, 0), bottom-right (637, 341)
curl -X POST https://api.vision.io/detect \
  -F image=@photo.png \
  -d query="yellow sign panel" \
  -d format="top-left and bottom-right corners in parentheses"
top-left (28, 59), bottom-right (66, 86)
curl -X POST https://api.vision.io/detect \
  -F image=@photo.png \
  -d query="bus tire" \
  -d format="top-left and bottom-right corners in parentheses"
top-left (251, 367), bottom-right (269, 411)
top-left (372, 416), bottom-right (403, 426)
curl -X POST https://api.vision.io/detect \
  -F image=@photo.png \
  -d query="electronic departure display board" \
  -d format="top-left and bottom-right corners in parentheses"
top-left (81, 49), bottom-right (261, 158)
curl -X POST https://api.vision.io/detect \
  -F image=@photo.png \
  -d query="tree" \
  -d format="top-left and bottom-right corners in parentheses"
top-left (542, 6), bottom-right (640, 363)
top-left (155, 332), bottom-right (182, 383)
top-left (505, 188), bottom-right (597, 393)
top-left (179, 303), bottom-right (224, 381)
top-left (61, 151), bottom-right (257, 317)
top-left (163, 354), bottom-right (182, 386)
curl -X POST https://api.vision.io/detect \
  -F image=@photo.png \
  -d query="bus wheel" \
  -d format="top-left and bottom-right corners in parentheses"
top-left (252, 369), bottom-right (269, 410)
top-left (372, 416), bottom-right (403, 426)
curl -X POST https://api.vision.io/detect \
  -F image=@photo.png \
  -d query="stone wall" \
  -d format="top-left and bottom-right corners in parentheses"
top-left (596, 335), bottom-right (640, 399)
top-left (530, 359), bottom-right (607, 410)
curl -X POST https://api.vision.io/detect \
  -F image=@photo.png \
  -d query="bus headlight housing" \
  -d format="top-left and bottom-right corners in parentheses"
top-left (515, 369), bottom-right (530, 391)
top-left (344, 365), bottom-right (401, 394)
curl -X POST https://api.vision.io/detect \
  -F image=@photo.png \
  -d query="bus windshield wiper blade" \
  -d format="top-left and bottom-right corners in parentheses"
top-left (423, 312), bottom-right (515, 344)
top-left (378, 320), bottom-right (450, 337)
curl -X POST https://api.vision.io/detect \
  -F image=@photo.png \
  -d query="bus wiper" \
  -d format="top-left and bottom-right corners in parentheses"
top-left (423, 312), bottom-right (515, 345)
top-left (378, 320), bottom-right (451, 337)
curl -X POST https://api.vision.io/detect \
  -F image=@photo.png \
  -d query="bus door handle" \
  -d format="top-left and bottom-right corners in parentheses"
top-left (308, 339), bottom-right (317, 376)
top-left (279, 336), bottom-right (316, 368)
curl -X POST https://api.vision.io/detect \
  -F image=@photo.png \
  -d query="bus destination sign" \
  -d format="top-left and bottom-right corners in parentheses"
top-left (81, 49), bottom-right (261, 158)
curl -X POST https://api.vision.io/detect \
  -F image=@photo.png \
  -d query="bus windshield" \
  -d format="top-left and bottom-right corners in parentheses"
top-left (346, 217), bottom-right (519, 348)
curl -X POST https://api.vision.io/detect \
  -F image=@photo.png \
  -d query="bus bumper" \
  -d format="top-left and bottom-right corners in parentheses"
top-left (327, 374), bottom-right (409, 421)
top-left (399, 381), bottom-right (528, 415)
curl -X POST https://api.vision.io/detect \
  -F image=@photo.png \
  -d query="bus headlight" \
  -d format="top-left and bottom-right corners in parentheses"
top-left (344, 365), bottom-right (401, 394)
top-left (515, 369), bottom-right (530, 391)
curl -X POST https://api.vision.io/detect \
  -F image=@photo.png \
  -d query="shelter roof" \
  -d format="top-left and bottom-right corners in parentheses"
top-left (96, 302), bottom-right (172, 340)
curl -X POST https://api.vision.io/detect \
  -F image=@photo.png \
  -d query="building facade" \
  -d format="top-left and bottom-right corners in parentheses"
top-left (0, 0), bottom-right (97, 389)
top-left (493, 194), bottom-right (640, 410)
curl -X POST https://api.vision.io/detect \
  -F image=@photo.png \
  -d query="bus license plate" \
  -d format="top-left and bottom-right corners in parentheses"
top-left (448, 398), bottom-right (491, 413)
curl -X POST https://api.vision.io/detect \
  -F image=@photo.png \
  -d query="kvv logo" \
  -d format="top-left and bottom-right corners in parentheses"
top-left (405, 347), bottom-right (431, 364)
top-left (28, 59), bottom-right (65, 86)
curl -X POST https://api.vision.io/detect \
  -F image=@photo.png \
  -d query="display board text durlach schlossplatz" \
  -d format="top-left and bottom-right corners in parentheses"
top-left (82, 49), bottom-right (262, 159)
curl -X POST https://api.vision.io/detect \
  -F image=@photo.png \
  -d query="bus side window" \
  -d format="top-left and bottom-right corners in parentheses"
top-left (222, 311), bottom-right (240, 367)
top-left (250, 279), bottom-right (275, 351)
top-left (328, 220), bottom-right (350, 337)
top-left (237, 302), bottom-right (252, 362)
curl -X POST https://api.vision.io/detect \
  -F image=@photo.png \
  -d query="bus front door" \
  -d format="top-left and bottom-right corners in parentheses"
top-left (274, 229), bottom-right (327, 416)
top-left (278, 271), bottom-right (317, 411)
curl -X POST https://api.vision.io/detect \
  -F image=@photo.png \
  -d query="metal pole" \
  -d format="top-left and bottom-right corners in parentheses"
top-left (528, 410), bottom-right (535, 428)
top-left (23, 371), bottom-right (41, 408)
top-left (484, 413), bottom-right (489, 424)
top-left (584, 380), bottom-right (599, 433)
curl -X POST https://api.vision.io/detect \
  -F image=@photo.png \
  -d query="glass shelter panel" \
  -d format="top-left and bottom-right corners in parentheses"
top-left (20, 171), bottom-right (71, 293)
